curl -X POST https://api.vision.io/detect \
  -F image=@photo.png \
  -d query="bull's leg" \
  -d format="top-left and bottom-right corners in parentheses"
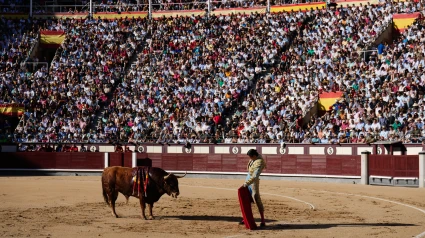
top-left (148, 203), bottom-right (155, 220)
top-left (139, 197), bottom-right (147, 220)
top-left (110, 190), bottom-right (119, 218)
top-left (124, 195), bottom-right (130, 204)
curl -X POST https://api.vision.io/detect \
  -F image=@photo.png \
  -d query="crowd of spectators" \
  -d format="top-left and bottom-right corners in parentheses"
top-left (3, 0), bottom-right (424, 14)
top-left (0, 0), bottom-right (28, 13)
top-left (257, 3), bottom-right (393, 143)
top-left (11, 17), bottom-right (144, 144)
top-left (93, 0), bottom-right (268, 12)
top-left (37, 0), bottom-right (272, 13)
top-left (0, 17), bottom-right (40, 142)
top-left (88, 0), bottom-right (267, 12)
top-left (98, 11), bottom-right (308, 144)
top-left (202, 3), bottom-right (395, 144)
top-left (299, 2), bottom-right (425, 145)
top-left (2, 1), bottom-right (425, 146)
top-left (391, 0), bottom-right (424, 14)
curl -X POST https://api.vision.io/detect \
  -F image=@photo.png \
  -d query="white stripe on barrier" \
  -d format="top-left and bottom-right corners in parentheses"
top-left (132, 152), bottom-right (137, 168)
top-left (104, 153), bottom-right (109, 168)
top-left (0, 168), bottom-right (361, 179)
top-left (370, 175), bottom-right (393, 179)
top-left (393, 177), bottom-right (418, 180)
top-left (168, 170), bottom-right (360, 179)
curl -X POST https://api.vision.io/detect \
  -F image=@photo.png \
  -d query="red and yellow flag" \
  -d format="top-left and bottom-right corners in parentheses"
top-left (40, 30), bottom-right (66, 48)
top-left (0, 104), bottom-right (24, 117)
top-left (271, 2), bottom-right (326, 13)
top-left (393, 12), bottom-right (422, 33)
top-left (318, 91), bottom-right (343, 112)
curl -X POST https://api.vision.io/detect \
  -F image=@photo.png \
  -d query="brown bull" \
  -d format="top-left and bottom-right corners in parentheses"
top-left (102, 166), bottom-right (186, 219)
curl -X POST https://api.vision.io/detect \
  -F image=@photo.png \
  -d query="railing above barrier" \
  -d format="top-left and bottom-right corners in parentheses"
top-left (2, 142), bottom-right (424, 156)
top-left (5, 0), bottom-right (325, 12)
top-left (0, 0), bottom-right (390, 20)
top-left (0, 1), bottom-right (332, 19)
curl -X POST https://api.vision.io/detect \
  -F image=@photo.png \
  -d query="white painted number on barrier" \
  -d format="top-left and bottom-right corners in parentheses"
top-left (280, 147), bottom-right (286, 154)
top-left (327, 147), bottom-right (334, 155)
top-left (232, 147), bottom-right (239, 154)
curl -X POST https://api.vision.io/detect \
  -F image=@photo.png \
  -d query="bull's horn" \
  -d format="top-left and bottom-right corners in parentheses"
top-left (175, 171), bottom-right (187, 179)
top-left (164, 173), bottom-right (172, 180)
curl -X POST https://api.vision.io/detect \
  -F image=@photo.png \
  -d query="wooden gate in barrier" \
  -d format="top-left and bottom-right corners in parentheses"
top-left (369, 155), bottom-right (419, 177)
top-left (368, 155), bottom-right (419, 186)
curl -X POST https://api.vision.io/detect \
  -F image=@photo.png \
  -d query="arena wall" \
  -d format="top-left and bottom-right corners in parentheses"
top-left (1, 147), bottom-right (423, 186)
top-left (0, 152), bottom-right (360, 177)
top-left (0, 150), bottom-right (419, 178)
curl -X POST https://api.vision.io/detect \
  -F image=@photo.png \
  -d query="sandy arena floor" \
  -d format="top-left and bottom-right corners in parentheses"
top-left (1, 176), bottom-right (425, 238)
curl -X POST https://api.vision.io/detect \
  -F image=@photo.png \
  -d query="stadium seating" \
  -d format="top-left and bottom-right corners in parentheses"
top-left (14, 18), bottom-right (143, 143)
top-left (309, 6), bottom-right (425, 144)
top-left (100, 12), bottom-right (308, 144)
top-left (0, 17), bottom-right (41, 143)
top-left (4, 0), bottom-right (425, 145)
top-left (250, 4), bottom-right (394, 143)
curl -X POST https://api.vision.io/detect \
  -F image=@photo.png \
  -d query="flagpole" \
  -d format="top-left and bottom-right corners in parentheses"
top-left (89, 0), bottom-right (93, 18)
top-left (148, 0), bottom-right (152, 19)
top-left (30, 0), bottom-right (33, 18)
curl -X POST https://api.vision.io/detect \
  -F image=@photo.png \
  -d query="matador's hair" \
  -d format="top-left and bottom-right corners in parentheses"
top-left (247, 149), bottom-right (259, 157)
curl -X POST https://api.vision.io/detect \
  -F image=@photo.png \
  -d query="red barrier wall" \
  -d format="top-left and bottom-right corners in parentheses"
top-left (109, 153), bottom-right (123, 167)
top-left (123, 152), bottom-right (133, 168)
top-left (1, 152), bottom-right (420, 179)
top-left (0, 153), bottom-right (362, 177)
top-left (108, 152), bottom-right (151, 167)
top-left (0, 152), bottom-right (104, 169)
top-left (369, 155), bottom-right (419, 177)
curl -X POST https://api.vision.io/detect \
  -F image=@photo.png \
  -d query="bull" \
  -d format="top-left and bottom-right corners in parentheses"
top-left (102, 166), bottom-right (186, 219)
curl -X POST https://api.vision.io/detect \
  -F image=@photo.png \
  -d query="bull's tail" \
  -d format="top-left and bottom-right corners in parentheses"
top-left (103, 186), bottom-right (110, 206)
top-left (102, 172), bottom-right (110, 206)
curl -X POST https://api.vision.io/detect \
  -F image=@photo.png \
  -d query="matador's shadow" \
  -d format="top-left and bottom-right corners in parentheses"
top-left (162, 217), bottom-right (417, 231)
top-left (164, 215), bottom-right (276, 223)
top-left (260, 222), bottom-right (417, 230)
